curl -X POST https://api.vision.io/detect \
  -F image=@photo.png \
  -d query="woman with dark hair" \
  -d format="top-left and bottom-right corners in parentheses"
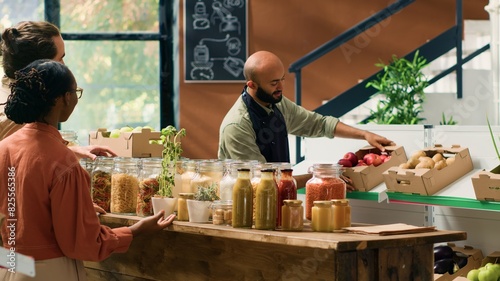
top-left (0, 59), bottom-right (176, 281)
top-left (0, 21), bottom-right (115, 160)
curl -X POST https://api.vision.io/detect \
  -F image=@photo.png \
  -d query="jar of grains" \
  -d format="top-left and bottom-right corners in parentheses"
top-left (305, 164), bottom-right (346, 221)
top-left (177, 192), bottom-right (195, 221)
top-left (111, 157), bottom-right (140, 214)
top-left (91, 156), bottom-right (114, 212)
top-left (137, 158), bottom-right (162, 216)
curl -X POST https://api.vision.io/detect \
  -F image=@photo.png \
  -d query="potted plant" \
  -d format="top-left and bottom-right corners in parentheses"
top-left (186, 183), bottom-right (220, 223)
top-left (362, 50), bottom-right (429, 125)
top-left (152, 125), bottom-right (186, 217)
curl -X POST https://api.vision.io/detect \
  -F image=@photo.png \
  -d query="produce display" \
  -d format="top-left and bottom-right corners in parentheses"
top-left (399, 150), bottom-right (455, 170)
top-left (467, 263), bottom-right (500, 281)
top-left (337, 151), bottom-right (391, 167)
top-left (433, 244), bottom-right (468, 274)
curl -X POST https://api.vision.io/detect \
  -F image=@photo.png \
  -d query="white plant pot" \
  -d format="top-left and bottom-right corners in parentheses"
top-left (152, 197), bottom-right (178, 218)
top-left (186, 200), bottom-right (212, 223)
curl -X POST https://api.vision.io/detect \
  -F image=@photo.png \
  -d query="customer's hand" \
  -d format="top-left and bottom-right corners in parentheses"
top-left (93, 204), bottom-right (106, 214)
top-left (129, 210), bottom-right (176, 237)
top-left (69, 145), bottom-right (117, 160)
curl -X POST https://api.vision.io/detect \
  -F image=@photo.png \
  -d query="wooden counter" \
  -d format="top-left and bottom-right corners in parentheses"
top-left (84, 214), bottom-right (466, 281)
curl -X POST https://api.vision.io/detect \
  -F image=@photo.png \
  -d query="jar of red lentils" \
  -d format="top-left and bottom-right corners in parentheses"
top-left (305, 164), bottom-right (346, 221)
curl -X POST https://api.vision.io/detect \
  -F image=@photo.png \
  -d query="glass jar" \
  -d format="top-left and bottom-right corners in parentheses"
top-left (331, 199), bottom-right (347, 232)
top-left (255, 169), bottom-right (278, 230)
top-left (80, 158), bottom-right (94, 176)
top-left (220, 162), bottom-right (253, 202)
top-left (269, 162), bottom-right (292, 182)
top-left (281, 199), bottom-right (303, 231)
top-left (181, 160), bottom-right (197, 193)
top-left (311, 200), bottom-right (333, 232)
top-left (251, 163), bottom-right (273, 222)
top-left (190, 160), bottom-right (224, 197)
top-left (277, 168), bottom-right (297, 227)
top-left (344, 199), bottom-right (351, 227)
top-left (137, 158), bottom-right (161, 216)
top-left (59, 130), bottom-right (79, 146)
top-left (232, 168), bottom-right (253, 228)
top-left (91, 156), bottom-right (114, 212)
top-left (305, 164), bottom-right (346, 220)
top-left (111, 157), bottom-right (140, 214)
top-left (211, 200), bottom-right (233, 226)
top-left (177, 192), bottom-right (195, 221)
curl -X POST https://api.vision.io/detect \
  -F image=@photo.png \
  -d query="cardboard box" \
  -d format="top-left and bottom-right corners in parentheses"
top-left (383, 144), bottom-right (473, 195)
top-left (471, 165), bottom-right (500, 202)
top-left (89, 128), bottom-right (163, 158)
top-left (342, 145), bottom-right (407, 191)
top-left (481, 251), bottom-right (500, 266)
top-left (434, 243), bottom-right (483, 281)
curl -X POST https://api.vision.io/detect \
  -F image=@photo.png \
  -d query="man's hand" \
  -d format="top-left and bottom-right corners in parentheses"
top-left (364, 131), bottom-right (396, 152)
top-left (340, 174), bottom-right (356, 192)
top-left (69, 145), bottom-right (117, 160)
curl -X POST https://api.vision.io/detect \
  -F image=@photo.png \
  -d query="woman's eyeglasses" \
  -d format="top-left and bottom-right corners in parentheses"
top-left (71, 87), bottom-right (84, 99)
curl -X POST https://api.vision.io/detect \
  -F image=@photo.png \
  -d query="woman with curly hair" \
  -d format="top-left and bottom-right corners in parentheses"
top-left (0, 59), bottom-right (175, 281)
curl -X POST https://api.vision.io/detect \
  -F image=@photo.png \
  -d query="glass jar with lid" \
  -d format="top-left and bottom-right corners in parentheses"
top-left (180, 160), bottom-right (198, 193)
top-left (190, 160), bottom-right (224, 197)
top-left (251, 163), bottom-right (274, 222)
top-left (177, 192), bottom-right (195, 221)
top-left (305, 164), bottom-right (346, 220)
top-left (111, 157), bottom-right (140, 214)
top-left (59, 130), bottom-right (79, 146)
top-left (91, 156), bottom-right (114, 212)
top-left (211, 200), bottom-right (233, 226)
top-left (137, 158), bottom-right (162, 216)
top-left (311, 200), bottom-right (333, 232)
top-left (220, 162), bottom-right (254, 202)
top-left (281, 199), bottom-right (303, 231)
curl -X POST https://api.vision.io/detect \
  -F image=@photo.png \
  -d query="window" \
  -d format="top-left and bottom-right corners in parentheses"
top-left (1, 0), bottom-right (174, 145)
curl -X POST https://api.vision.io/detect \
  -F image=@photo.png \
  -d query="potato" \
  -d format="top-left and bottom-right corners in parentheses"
top-left (415, 161), bottom-right (433, 169)
top-left (434, 160), bottom-right (447, 170)
top-left (418, 156), bottom-right (433, 163)
top-left (407, 158), bottom-right (420, 169)
top-left (432, 153), bottom-right (444, 162)
top-left (410, 150), bottom-right (427, 160)
top-left (399, 162), bottom-right (411, 169)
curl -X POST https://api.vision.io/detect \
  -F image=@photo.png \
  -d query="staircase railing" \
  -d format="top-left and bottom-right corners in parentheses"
top-left (289, 0), bottom-right (490, 164)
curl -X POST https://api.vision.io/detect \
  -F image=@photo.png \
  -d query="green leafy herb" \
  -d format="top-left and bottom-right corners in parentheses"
top-left (157, 125), bottom-right (186, 197)
top-left (194, 183), bottom-right (220, 201)
top-left (439, 112), bottom-right (457, 125)
top-left (363, 50), bottom-right (428, 125)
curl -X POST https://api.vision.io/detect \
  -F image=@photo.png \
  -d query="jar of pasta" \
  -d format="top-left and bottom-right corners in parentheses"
top-left (137, 158), bottom-right (162, 216)
top-left (111, 157), bottom-right (140, 214)
top-left (305, 164), bottom-right (346, 221)
top-left (91, 156), bottom-right (114, 212)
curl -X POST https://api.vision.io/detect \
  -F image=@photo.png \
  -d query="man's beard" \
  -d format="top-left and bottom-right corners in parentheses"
top-left (255, 86), bottom-right (282, 104)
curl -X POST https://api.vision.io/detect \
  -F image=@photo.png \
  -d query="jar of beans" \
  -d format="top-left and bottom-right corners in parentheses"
top-left (305, 164), bottom-right (346, 221)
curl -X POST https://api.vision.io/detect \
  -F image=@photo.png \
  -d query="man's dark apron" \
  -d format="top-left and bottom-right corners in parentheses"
top-left (242, 89), bottom-right (290, 163)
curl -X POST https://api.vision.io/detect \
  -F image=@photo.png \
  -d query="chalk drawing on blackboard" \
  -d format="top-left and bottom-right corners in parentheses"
top-left (224, 0), bottom-right (244, 8)
top-left (211, 1), bottom-right (241, 35)
top-left (193, 1), bottom-right (210, 30)
top-left (190, 34), bottom-right (244, 80)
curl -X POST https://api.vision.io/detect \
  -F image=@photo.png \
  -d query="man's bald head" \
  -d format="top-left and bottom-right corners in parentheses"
top-left (244, 51), bottom-right (284, 83)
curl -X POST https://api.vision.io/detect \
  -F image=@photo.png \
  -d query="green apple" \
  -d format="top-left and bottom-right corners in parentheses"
top-left (143, 125), bottom-right (155, 131)
top-left (132, 126), bottom-right (143, 132)
top-left (120, 126), bottom-right (133, 133)
top-left (478, 267), bottom-right (498, 281)
top-left (467, 269), bottom-right (480, 281)
top-left (109, 129), bottom-right (121, 138)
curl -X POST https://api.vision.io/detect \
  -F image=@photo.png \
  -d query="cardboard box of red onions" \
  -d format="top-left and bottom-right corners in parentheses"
top-left (339, 145), bottom-right (407, 192)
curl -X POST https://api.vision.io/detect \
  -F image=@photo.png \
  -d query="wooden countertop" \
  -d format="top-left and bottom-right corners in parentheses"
top-left (99, 213), bottom-right (466, 252)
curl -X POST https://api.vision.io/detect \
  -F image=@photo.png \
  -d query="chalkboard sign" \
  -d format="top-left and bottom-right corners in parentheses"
top-left (184, 0), bottom-right (247, 82)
